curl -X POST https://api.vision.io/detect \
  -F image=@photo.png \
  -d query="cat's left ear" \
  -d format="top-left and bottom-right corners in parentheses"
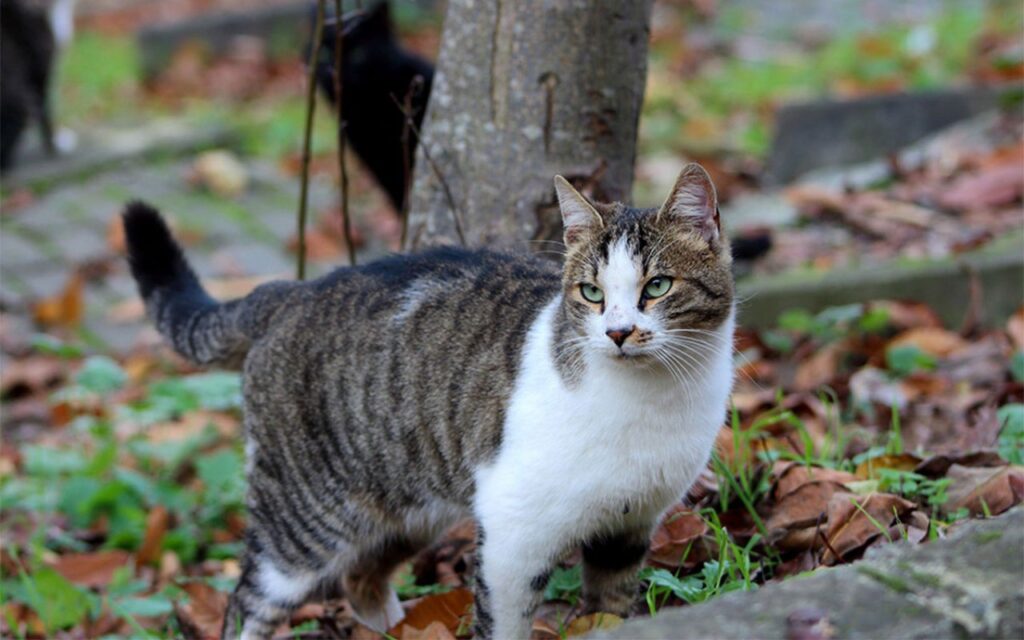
top-left (554, 175), bottom-right (603, 247)
top-left (657, 163), bottom-right (721, 245)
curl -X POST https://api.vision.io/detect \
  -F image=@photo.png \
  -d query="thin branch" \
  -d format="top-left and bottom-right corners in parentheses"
top-left (333, 0), bottom-right (356, 266)
top-left (296, 0), bottom-right (326, 280)
top-left (389, 92), bottom-right (466, 248)
top-left (398, 75), bottom-right (425, 248)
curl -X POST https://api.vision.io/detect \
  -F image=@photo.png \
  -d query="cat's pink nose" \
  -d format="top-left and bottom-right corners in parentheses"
top-left (606, 326), bottom-right (635, 347)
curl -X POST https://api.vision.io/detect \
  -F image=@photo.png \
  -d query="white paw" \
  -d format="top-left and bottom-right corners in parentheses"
top-left (54, 128), bottom-right (77, 153)
top-left (352, 589), bottom-right (405, 632)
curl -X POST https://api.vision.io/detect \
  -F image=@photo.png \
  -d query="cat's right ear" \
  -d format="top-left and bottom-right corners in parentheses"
top-left (554, 176), bottom-right (603, 247)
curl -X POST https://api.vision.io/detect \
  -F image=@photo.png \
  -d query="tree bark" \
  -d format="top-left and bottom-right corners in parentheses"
top-left (405, 0), bottom-right (654, 250)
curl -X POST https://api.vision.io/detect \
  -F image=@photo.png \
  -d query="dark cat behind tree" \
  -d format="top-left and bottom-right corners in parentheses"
top-left (314, 1), bottom-right (433, 211)
top-left (1, 0), bottom-right (58, 170)
top-left (313, 2), bottom-right (772, 265)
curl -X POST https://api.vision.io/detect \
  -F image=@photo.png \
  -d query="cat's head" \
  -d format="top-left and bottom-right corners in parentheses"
top-left (554, 164), bottom-right (734, 364)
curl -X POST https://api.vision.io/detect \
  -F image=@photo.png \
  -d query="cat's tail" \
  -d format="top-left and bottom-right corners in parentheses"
top-left (122, 201), bottom-right (255, 367)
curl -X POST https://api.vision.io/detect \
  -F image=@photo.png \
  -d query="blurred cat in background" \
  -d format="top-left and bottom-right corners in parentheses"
top-left (1, 0), bottom-right (76, 171)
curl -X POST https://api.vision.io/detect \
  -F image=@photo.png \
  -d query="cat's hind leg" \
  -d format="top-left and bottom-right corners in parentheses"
top-left (341, 536), bottom-right (420, 632)
top-left (222, 549), bottom-right (323, 640)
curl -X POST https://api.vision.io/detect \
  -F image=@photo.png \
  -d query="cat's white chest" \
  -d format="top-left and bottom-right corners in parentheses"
top-left (474, 299), bottom-right (733, 548)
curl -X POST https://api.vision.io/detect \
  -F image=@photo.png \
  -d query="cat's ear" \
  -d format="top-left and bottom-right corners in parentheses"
top-left (657, 163), bottom-right (720, 245)
top-left (554, 175), bottom-right (603, 247)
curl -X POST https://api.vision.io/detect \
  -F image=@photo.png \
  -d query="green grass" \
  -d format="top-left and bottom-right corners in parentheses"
top-left (641, 4), bottom-right (1022, 157)
top-left (57, 32), bottom-right (140, 125)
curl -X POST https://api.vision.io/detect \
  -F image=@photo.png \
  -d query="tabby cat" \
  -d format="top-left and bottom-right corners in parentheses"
top-left (123, 164), bottom-right (735, 639)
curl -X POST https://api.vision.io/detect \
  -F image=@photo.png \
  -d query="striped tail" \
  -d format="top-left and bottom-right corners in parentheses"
top-left (122, 201), bottom-right (251, 367)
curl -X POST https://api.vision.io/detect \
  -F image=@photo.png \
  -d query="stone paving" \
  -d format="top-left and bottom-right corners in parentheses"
top-left (1, 142), bottom-right (348, 354)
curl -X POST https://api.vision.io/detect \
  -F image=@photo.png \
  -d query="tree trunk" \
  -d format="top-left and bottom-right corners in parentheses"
top-left (405, 0), bottom-right (654, 250)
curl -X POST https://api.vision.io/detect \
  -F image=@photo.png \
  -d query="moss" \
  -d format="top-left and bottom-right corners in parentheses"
top-left (857, 566), bottom-right (913, 594)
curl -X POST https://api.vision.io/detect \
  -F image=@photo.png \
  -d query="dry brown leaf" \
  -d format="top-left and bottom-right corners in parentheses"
top-left (402, 620), bottom-right (457, 640)
top-left (191, 150), bottom-right (249, 198)
top-left (938, 163), bottom-right (1024, 210)
top-left (821, 492), bottom-right (916, 564)
top-left (288, 228), bottom-right (345, 261)
top-left (390, 588), bottom-right (473, 639)
top-left (914, 451), bottom-right (1006, 477)
top-left (854, 453), bottom-right (922, 480)
top-left (177, 580), bottom-right (228, 640)
top-left (1008, 307), bottom-right (1024, 351)
top-left (143, 410), bottom-right (240, 444)
top-left (773, 462), bottom-right (857, 501)
top-left (565, 613), bottom-right (623, 637)
top-left (136, 506), bottom-right (170, 566)
top-left (767, 481), bottom-right (848, 534)
top-left (887, 327), bottom-right (968, 358)
top-left (868, 301), bottom-right (943, 331)
top-left (774, 526), bottom-right (822, 554)
top-left (31, 273), bottom-right (84, 328)
top-left (648, 505), bottom-right (707, 567)
top-left (0, 356), bottom-right (65, 399)
top-left (943, 464), bottom-right (1024, 517)
top-left (794, 342), bottom-right (844, 391)
top-left (107, 213), bottom-right (127, 254)
top-left (52, 550), bottom-right (132, 588)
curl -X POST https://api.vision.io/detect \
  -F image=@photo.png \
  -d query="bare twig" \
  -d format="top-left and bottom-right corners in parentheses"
top-left (389, 93), bottom-right (466, 248)
top-left (333, 0), bottom-right (356, 266)
top-left (296, 0), bottom-right (326, 280)
top-left (398, 75), bottom-right (425, 248)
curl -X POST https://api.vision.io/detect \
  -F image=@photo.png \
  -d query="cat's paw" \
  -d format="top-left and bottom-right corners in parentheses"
top-left (352, 589), bottom-right (404, 632)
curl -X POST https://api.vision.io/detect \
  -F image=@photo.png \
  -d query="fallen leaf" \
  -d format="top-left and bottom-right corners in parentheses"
top-left (938, 163), bottom-right (1024, 210)
top-left (402, 620), bottom-right (457, 640)
top-left (190, 150), bottom-right (249, 198)
top-left (773, 463), bottom-right (857, 500)
top-left (821, 492), bottom-right (916, 564)
top-left (914, 451), bottom-right (1006, 477)
top-left (390, 588), bottom-right (473, 638)
top-left (176, 580), bottom-right (228, 640)
top-left (648, 505), bottom-right (708, 568)
top-left (868, 301), bottom-right (943, 331)
top-left (1008, 307), bottom-right (1024, 351)
top-left (107, 213), bottom-right (127, 254)
top-left (854, 453), bottom-right (922, 480)
top-left (52, 550), bottom-right (132, 588)
top-left (943, 464), bottom-right (1024, 517)
top-left (794, 342), bottom-right (844, 392)
top-left (565, 613), bottom-right (623, 637)
top-left (31, 273), bottom-right (84, 328)
top-left (767, 481), bottom-right (848, 534)
top-left (0, 356), bottom-right (66, 400)
top-left (136, 506), bottom-right (170, 565)
top-left (887, 327), bottom-right (968, 358)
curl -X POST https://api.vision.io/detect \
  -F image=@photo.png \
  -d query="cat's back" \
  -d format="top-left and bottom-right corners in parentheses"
top-left (243, 247), bottom-right (562, 497)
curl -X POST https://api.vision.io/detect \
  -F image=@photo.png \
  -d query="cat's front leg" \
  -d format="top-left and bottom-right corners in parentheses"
top-left (581, 527), bottom-right (651, 616)
top-left (472, 521), bottom-right (557, 640)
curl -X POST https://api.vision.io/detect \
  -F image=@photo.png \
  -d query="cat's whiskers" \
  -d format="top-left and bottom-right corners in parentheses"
top-left (664, 334), bottom-right (765, 392)
top-left (652, 350), bottom-right (697, 407)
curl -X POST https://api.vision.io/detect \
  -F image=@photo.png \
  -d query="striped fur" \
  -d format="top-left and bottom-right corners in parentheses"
top-left (123, 164), bottom-right (735, 639)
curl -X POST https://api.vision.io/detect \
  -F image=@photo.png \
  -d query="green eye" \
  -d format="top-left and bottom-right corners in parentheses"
top-left (580, 283), bottom-right (604, 303)
top-left (644, 276), bottom-right (672, 299)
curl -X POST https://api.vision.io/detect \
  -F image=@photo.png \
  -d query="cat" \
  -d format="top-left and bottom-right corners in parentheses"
top-left (0, 0), bottom-right (75, 171)
top-left (313, 1), bottom-right (433, 211)
top-left (122, 163), bottom-right (735, 639)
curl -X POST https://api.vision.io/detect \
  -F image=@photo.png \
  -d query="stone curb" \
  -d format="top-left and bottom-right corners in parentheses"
top-left (736, 242), bottom-right (1024, 330)
top-left (593, 507), bottom-right (1024, 639)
